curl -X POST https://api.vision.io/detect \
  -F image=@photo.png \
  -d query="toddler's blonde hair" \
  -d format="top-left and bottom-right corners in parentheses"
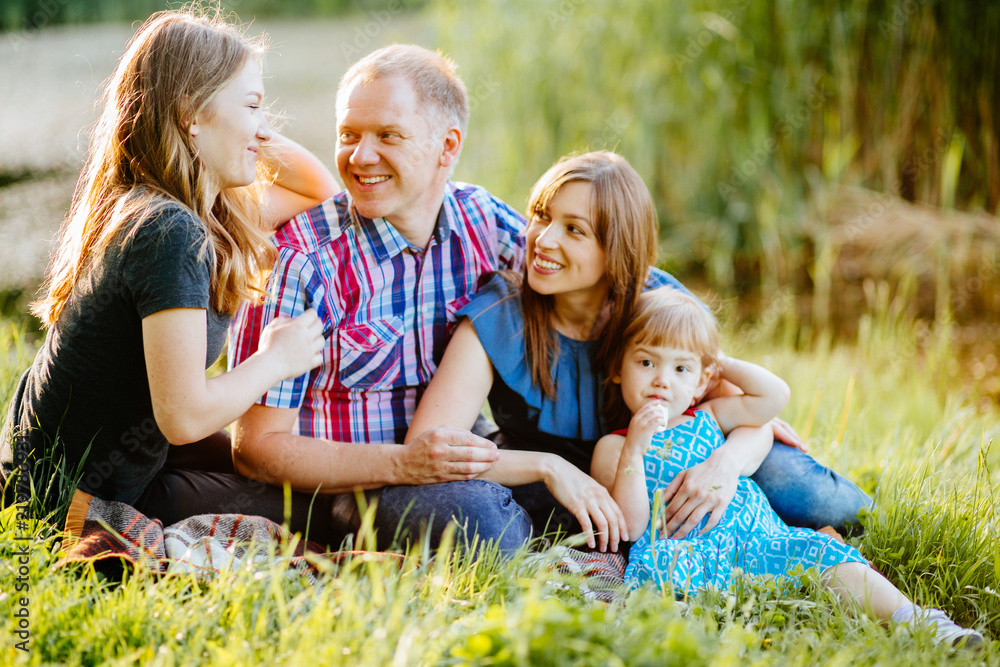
top-left (605, 287), bottom-right (721, 427)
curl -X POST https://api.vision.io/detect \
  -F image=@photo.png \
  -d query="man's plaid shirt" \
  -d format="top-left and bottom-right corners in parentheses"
top-left (229, 182), bottom-right (525, 444)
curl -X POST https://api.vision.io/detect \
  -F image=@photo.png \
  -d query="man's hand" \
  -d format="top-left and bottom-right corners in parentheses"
top-left (771, 417), bottom-right (807, 452)
top-left (396, 427), bottom-right (499, 485)
top-left (658, 451), bottom-right (739, 539)
top-left (545, 457), bottom-right (627, 552)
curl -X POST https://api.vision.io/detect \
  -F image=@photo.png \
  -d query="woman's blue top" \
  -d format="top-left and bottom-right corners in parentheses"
top-left (458, 269), bottom-right (689, 471)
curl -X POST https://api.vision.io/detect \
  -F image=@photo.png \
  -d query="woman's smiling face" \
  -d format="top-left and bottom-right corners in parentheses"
top-left (190, 58), bottom-right (272, 194)
top-left (525, 180), bottom-right (609, 303)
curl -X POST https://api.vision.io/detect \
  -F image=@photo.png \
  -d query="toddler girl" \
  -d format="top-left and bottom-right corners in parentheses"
top-left (591, 287), bottom-right (984, 649)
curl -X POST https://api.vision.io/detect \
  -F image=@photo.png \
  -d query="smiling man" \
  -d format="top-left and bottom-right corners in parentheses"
top-left (227, 45), bottom-right (532, 552)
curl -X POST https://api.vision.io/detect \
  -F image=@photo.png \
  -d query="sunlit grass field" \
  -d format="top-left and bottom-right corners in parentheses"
top-left (1, 295), bottom-right (997, 665)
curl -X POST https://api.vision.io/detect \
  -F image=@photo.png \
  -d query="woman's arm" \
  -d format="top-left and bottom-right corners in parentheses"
top-left (478, 447), bottom-right (626, 552)
top-left (408, 318), bottom-right (625, 551)
top-left (142, 307), bottom-right (324, 444)
top-left (406, 318), bottom-right (494, 442)
top-left (259, 133), bottom-right (338, 230)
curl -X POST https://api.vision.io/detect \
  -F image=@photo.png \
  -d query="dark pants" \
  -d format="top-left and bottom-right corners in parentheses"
top-left (134, 430), bottom-right (534, 554)
top-left (134, 432), bottom-right (350, 548)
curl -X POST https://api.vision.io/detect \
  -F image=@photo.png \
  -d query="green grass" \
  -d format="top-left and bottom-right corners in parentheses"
top-left (1, 301), bottom-right (998, 665)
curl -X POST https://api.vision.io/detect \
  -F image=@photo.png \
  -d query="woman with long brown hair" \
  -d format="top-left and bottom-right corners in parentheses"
top-left (406, 151), bottom-right (690, 550)
top-left (406, 150), bottom-right (870, 553)
top-left (1, 7), bottom-right (336, 520)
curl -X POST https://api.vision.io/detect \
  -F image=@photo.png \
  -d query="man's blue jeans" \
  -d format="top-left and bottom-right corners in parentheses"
top-left (374, 479), bottom-right (534, 556)
top-left (371, 442), bottom-right (872, 556)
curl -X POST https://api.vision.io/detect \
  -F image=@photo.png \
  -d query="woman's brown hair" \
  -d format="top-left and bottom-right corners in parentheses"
top-left (520, 151), bottom-right (658, 398)
top-left (33, 5), bottom-right (276, 326)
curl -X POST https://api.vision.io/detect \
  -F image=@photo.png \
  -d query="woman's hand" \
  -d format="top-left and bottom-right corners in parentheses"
top-left (771, 417), bottom-right (807, 452)
top-left (257, 309), bottom-right (324, 381)
top-left (545, 457), bottom-right (627, 552)
top-left (657, 450), bottom-right (739, 539)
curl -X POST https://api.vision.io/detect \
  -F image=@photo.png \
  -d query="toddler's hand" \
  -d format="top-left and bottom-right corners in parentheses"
top-left (258, 309), bottom-right (325, 381)
top-left (629, 402), bottom-right (671, 440)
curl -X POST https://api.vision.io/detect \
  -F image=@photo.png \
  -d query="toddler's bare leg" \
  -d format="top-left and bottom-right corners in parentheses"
top-left (821, 562), bottom-right (985, 649)
top-left (820, 561), bottom-right (910, 622)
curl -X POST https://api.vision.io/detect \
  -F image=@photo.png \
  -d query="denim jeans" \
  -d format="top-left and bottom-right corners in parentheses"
top-left (469, 443), bottom-right (872, 544)
top-left (508, 443), bottom-right (872, 536)
top-left (373, 479), bottom-right (534, 556)
top-left (370, 443), bottom-right (872, 557)
top-left (750, 442), bottom-right (872, 531)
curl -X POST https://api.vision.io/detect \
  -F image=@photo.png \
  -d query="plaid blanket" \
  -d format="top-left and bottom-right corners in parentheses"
top-left (520, 546), bottom-right (628, 603)
top-left (58, 490), bottom-right (394, 581)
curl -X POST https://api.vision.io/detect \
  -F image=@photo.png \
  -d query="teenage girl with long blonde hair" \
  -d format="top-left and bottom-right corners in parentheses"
top-left (2, 7), bottom-right (336, 521)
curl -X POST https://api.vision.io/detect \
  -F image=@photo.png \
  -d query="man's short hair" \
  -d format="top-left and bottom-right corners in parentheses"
top-left (337, 44), bottom-right (469, 136)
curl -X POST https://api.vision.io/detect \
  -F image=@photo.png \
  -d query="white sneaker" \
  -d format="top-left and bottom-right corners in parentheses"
top-left (892, 605), bottom-right (986, 650)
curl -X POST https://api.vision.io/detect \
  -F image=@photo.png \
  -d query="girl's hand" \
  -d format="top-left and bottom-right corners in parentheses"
top-left (628, 401), bottom-right (670, 445)
top-left (257, 309), bottom-right (325, 381)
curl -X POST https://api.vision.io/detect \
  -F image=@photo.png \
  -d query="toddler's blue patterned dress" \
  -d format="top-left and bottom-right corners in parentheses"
top-left (624, 410), bottom-right (866, 592)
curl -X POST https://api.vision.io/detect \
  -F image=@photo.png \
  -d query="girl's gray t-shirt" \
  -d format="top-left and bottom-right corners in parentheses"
top-left (1, 203), bottom-right (231, 508)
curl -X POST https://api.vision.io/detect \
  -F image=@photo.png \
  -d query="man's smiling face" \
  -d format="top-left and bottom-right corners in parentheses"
top-left (336, 75), bottom-right (450, 234)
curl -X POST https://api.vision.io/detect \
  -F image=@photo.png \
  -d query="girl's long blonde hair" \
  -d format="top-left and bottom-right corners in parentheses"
top-left (33, 6), bottom-right (276, 326)
top-left (520, 151), bottom-right (658, 399)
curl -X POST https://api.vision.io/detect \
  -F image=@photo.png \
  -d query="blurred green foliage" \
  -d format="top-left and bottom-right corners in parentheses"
top-left (0, 0), bottom-right (427, 32)
top-left (430, 0), bottom-right (1000, 295)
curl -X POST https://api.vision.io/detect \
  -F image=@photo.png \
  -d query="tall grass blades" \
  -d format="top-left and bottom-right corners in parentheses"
top-left (861, 441), bottom-right (1000, 637)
